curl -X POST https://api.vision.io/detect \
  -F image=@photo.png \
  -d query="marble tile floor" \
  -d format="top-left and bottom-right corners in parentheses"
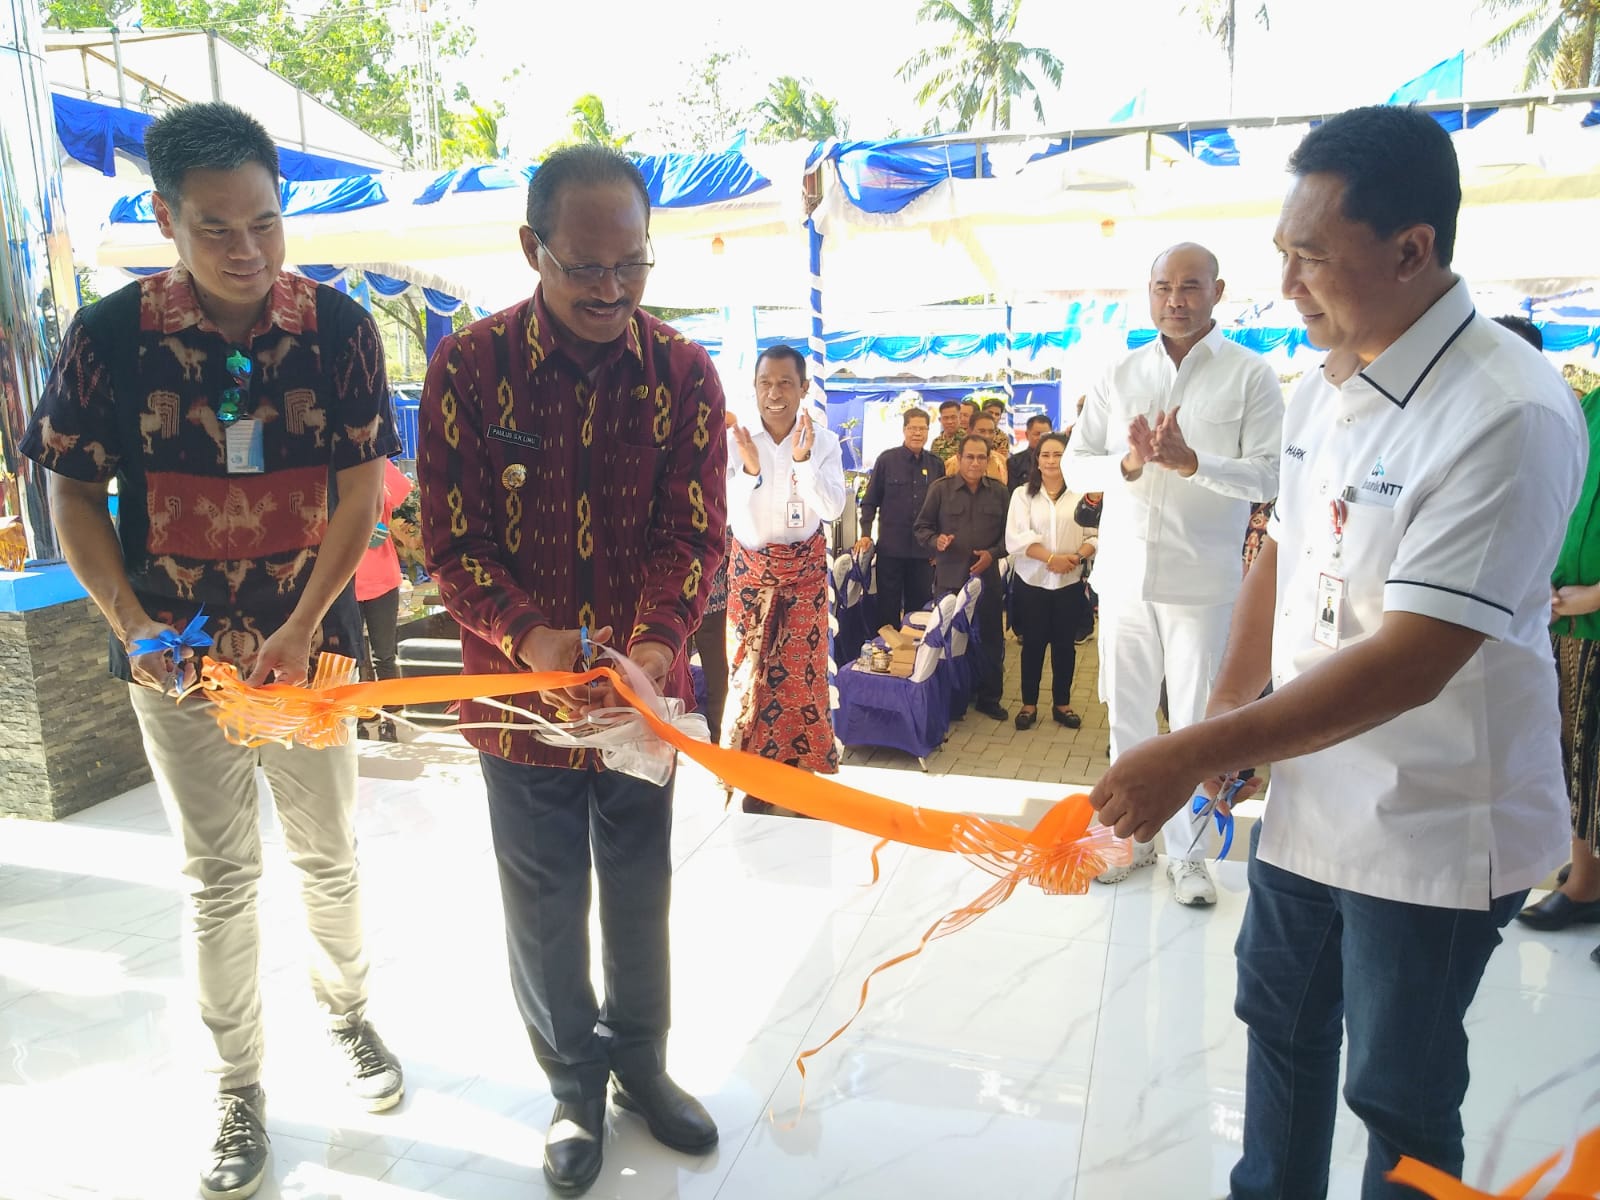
top-left (1, 744), bottom-right (1596, 1199)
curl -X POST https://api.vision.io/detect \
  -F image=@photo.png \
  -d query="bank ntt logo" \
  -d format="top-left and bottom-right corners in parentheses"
top-left (1370, 457), bottom-right (1386, 478)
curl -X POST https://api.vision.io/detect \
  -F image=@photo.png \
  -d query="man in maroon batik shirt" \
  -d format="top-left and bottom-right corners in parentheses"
top-left (418, 145), bottom-right (727, 1197)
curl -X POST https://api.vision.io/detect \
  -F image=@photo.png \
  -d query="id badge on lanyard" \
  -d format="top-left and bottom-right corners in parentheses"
top-left (1314, 498), bottom-right (1346, 649)
top-left (786, 473), bottom-right (806, 529)
top-left (225, 419), bottom-right (265, 475)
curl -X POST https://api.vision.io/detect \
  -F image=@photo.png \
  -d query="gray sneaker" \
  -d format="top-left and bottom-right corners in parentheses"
top-left (1094, 838), bottom-right (1157, 884)
top-left (200, 1087), bottom-right (269, 1200)
top-left (330, 1019), bottom-right (404, 1112)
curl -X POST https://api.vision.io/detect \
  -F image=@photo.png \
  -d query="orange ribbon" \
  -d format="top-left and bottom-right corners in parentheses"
top-left (1389, 1128), bottom-right (1600, 1198)
top-left (188, 655), bottom-right (1129, 1108)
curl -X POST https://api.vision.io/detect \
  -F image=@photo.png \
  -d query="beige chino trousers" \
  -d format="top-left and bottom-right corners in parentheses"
top-left (129, 685), bottom-right (370, 1090)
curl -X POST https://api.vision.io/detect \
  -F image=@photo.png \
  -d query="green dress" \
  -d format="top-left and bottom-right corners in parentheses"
top-left (1551, 387), bottom-right (1600, 851)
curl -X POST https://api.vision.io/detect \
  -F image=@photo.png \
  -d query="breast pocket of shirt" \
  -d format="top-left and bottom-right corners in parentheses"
top-left (1111, 392), bottom-right (1164, 432)
top-left (1180, 395), bottom-right (1246, 456)
top-left (600, 440), bottom-right (666, 543)
top-left (976, 488), bottom-right (1008, 533)
top-left (942, 489), bottom-right (970, 537)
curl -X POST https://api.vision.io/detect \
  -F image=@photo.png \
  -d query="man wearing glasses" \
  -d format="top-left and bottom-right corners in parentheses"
top-left (418, 144), bottom-right (727, 1196)
top-left (21, 102), bottom-right (402, 1200)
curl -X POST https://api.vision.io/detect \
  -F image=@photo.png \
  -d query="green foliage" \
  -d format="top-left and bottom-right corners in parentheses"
top-left (552, 94), bottom-right (633, 152)
top-left (45, 0), bottom-right (480, 162)
top-left (1481, 0), bottom-right (1600, 89)
top-left (897, 0), bottom-right (1064, 132)
top-left (753, 76), bottom-right (848, 142)
top-left (649, 48), bottom-right (755, 151)
top-left (440, 102), bottom-right (505, 167)
top-left (42, 0), bottom-right (137, 26)
top-left (641, 304), bottom-right (718, 326)
top-left (1182, 0), bottom-right (1270, 109)
top-left (75, 268), bottom-right (102, 306)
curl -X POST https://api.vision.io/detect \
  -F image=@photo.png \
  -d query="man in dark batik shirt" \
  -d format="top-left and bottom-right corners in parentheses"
top-left (418, 145), bottom-right (726, 1197)
top-left (21, 102), bottom-right (403, 1200)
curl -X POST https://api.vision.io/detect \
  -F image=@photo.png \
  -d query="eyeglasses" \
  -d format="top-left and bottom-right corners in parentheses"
top-left (533, 233), bottom-right (654, 286)
top-left (219, 349), bottom-right (251, 425)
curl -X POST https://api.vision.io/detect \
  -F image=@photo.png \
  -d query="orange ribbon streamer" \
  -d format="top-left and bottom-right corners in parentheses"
top-left (1389, 1128), bottom-right (1600, 1198)
top-left (188, 655), bottom-right (1129, 1108)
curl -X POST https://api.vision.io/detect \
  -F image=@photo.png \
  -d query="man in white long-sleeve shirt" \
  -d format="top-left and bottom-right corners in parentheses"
top-left (1065, 242), bottom-right (1283, 905)
top-left (725, 345), bottom-right (847, 811)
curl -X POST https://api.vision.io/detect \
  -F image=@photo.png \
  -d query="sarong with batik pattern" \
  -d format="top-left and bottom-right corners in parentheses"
top-left (725, 530), bottom-right (840, 774)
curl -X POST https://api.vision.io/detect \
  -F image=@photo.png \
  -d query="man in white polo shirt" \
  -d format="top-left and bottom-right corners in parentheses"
top-left (1089, 106), bottom-right (1584, 1200)
top-left (1066, 241), bottom-right (1282, 906)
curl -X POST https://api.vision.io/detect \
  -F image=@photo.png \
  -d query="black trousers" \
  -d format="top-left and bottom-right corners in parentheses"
top-left (478, 756), bottom-right (673, 1103)
top-left (358, 587), bottom-right (400, 681)
top-left (874, 553), bottom-right (934, 632)
top-left (1013, 577), bottom-right (1088, 707)
top-left (692, 605), bottom-right (729, 744)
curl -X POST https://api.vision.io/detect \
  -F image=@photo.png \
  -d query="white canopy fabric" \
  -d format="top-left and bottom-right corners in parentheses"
top-left (810, 109), bottom-right (1600, 305)
top-left (88, 101), bottom-right (1600, 312)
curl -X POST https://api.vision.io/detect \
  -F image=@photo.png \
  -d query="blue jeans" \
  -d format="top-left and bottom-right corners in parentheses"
top-left (1230, 824), bottom-right (1524, 1200)
top-left (479, 756), bottom-right (674, 1103)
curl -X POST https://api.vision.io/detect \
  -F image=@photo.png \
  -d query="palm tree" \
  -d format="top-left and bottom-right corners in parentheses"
top-left (1184, 0), bottom-right (1271, 113)
top-left (568, 94), bottom-right (632, 149)
top-left (897, 0), bottom-right (1064, 132)
top-left (753, 76), bottom-right (848, 142)
top-left (1481, 0), bottom-right (1600, 89)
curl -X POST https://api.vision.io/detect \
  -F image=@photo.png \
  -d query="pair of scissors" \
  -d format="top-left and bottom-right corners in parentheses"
top-left (1186, 772), bottom-right (1251, 860)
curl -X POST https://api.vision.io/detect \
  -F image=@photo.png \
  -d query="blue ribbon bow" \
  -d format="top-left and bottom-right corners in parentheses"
top-left (129, 609), bottom-right (213, 657)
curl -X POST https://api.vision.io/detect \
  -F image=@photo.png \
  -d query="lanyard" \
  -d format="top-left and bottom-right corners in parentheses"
top-left (1328, 497), bottom-right (1347, 562)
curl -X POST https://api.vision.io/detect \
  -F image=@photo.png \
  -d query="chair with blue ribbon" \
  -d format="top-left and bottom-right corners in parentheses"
top-left (832, 549), bottom-right (875, 667)
top-left (832, 619), bottom-right (950, 769)
top-left (930, 589), bottom-right (965, 717)
top-left (944, 576), bottom-right (984, 717)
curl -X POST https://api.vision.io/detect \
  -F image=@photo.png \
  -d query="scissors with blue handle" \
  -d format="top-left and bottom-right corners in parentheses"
top-left (130, 609), bottom-right (212, 694)
top-left (1186, 773), bottom-right (1250, 860)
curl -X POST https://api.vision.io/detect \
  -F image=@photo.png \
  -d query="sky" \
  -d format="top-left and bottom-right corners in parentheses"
top-left (444, 0), bottom-right (1531, 156)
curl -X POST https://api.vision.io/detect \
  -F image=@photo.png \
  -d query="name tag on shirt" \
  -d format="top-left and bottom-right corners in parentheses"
top-left (786, 500), bottom-right (807, 529)
top-left (487, 425), bottom-right (543, 451)
top-left (1314, 572), bottom-right (1345, 649)
top-left (225, 420), bottom-right (264, 474)
top-left (1342, 483), bottom-right (1400, 510)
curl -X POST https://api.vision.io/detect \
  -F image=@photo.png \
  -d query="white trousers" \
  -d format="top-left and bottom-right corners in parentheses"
top-left (129, 685), bottom-right (369, 1089)
top-left (1098, 597), bottom-right (1234, 863)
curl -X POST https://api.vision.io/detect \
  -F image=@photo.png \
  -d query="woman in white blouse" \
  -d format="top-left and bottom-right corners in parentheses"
top-left (1005, 432), bottom-right (1098, 731)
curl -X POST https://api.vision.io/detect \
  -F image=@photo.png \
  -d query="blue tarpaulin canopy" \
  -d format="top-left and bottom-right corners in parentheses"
top-left (412, 150), bottom-right (772, 209)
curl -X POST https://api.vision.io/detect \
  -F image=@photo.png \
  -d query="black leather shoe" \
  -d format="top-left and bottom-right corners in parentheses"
top-left (543, 1098), bottom-right (605, 1196)
top-left (200, 1088), bottom-right (269, 1200)
top-left (1014, 708), bottom-right (1037, 731)
top-left (1515, 891), bottom-right (1600, 930)
top-left (974, 699), bottom-right (1008, 721)
top-left (611, 1072), bottom-right (718, 1154)
top-left (1052, 707), bottom-right (1082, 729)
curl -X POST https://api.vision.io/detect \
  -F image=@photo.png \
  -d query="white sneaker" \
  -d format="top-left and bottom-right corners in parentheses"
top-left (1168, 858), bottom-right (1217, 907)
top-left (1095, 839), bottom-right (1157, 884)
